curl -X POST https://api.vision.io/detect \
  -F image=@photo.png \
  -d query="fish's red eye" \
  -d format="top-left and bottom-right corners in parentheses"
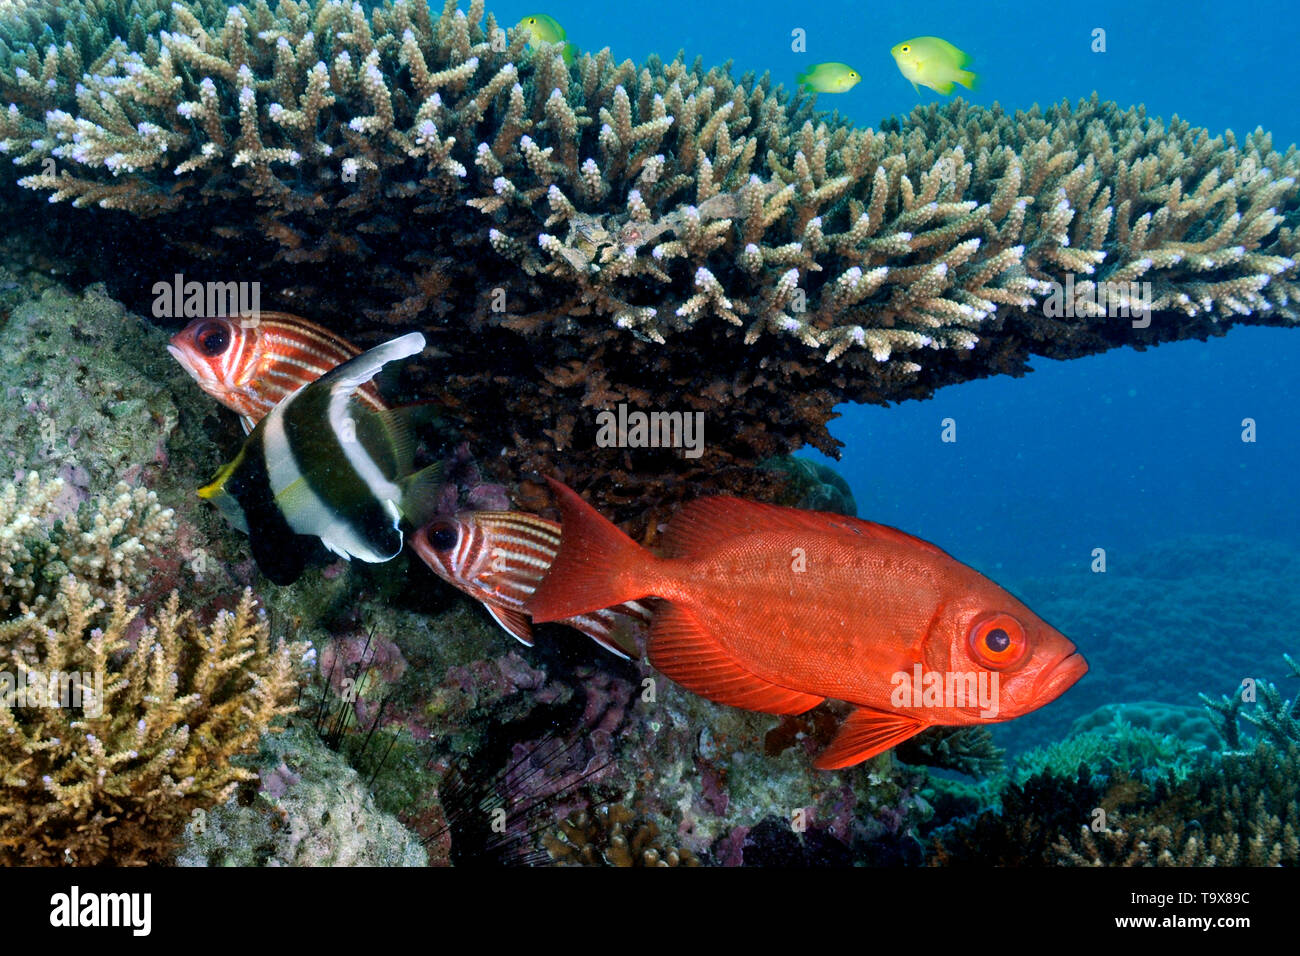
top-left (427, 520), bottom-right (459, 553)
top-left (195, 321), bottom-right (231, 357)
top-left (968, 613), bottom-right (1027, 669)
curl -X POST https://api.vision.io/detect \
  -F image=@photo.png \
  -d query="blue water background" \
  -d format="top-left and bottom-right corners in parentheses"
top-left (495, 0), bottom-right (1300, 743)
top-left (493, 0), bottom-right (1299, 564)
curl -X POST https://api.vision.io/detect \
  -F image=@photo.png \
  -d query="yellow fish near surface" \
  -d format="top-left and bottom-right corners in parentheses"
top-left (518, 13), bottom-right (577, 65)
top-left (890, 36), bottom-right (977, 96)
top-left (795, 62), bottom-right (862, 94)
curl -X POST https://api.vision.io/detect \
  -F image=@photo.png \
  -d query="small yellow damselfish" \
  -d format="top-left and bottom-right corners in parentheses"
top-left (890, 36), bottom-right (977, 96)
top-left (518, 13), bottom-right (577, 65)
top-left (795, 62), bottom-right (861, 94)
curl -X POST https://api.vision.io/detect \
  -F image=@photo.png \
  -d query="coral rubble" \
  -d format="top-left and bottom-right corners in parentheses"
top-left (176, 723), bottom-right (427, 866)
top-left (1, 0), bottom-right (1296, 516)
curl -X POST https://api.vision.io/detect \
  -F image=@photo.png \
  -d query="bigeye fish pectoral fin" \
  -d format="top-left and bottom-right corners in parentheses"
top-left (813, 707), bottom-right (928, 770)
top-left (487, 605), bottom-right (536, 647)
top-left (648, 603), bottom-right (824, 715)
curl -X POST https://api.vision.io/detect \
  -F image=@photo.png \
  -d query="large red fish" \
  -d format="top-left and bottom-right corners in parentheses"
top-left (411, 511), bottom-right (649, 659)
top-left (167, 312), bottom-right (385, 432)
top-left (527, 479), bottom-right (1087, 769)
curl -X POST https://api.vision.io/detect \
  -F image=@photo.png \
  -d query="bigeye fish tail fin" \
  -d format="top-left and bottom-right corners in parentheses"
top-left (795, 68), bottom-right (811, 89)
top-left (813, 707), bottom-right (927, 770)
top-left (526, 477), bottom-right (655, 623)
top-left (397, 460), bottom-right (446, 529)
top-left (955, 69), bottom-right (977, 91)
top-left (649, 603), bottom-right (823, 714)
top-left (486, 604), bottom-right (536, 647)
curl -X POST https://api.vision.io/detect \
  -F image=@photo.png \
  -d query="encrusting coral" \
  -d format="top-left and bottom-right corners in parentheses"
top-left (0, 472), bottom-right (306, 865)
top-left (2, 0), bottom-right (1298, 518)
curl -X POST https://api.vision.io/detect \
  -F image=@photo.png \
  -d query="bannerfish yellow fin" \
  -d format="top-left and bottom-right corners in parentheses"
top-left (398, 461), bottom-right (446, 529)
top-left (649, 603), bottom-right (824, 715)
top-left (486, 605), bottom-right (536, 646)
top-left (814, 707), bottom-right (928, 770)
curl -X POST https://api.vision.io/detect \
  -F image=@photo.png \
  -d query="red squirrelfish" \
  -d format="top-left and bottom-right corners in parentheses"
top-left (411, 510), bottom-right (650, 660)
top-left (167, 312), bottom-right (385, 432)
top-left (526, 479), bottom-right (1087, 769)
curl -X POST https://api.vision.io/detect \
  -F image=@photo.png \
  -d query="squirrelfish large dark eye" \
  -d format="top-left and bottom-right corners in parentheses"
top-left (195, 321), bottom-right (231, 357)
top-left (968, 613), bottom-right (1027, 669)
top-left (428, 520), bottom-right (459, 553)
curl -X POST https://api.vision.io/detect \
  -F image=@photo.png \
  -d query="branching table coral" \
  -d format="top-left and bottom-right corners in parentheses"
top-left (2, 0), bottom-right (1296, 515)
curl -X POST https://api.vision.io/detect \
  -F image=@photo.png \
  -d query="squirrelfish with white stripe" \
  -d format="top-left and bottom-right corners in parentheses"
top-left (197, 332), bottom-right (442, 585)
top-left (411, 511), bottom-right (649, 659)
top-left (167, 312), bottom-right (385, 433)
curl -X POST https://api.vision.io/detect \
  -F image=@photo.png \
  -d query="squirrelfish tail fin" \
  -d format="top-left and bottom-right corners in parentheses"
top-left (525, 478), bottom-right (656, 623)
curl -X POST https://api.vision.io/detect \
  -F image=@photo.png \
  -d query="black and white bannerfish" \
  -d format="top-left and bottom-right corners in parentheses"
top-left (197, 331), bottom-right (442, 585)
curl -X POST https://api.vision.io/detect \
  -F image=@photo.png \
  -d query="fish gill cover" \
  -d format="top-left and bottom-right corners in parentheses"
top-left (0, 0), bottom-right (1296, 522)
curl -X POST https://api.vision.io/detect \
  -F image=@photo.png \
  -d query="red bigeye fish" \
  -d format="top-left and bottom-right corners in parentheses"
top-left (167, 312), bottom-right (385, 432)
top-left (411, 511), bottom-right (650, 660)
top-left (527, 478), bottom-right (1087, 769)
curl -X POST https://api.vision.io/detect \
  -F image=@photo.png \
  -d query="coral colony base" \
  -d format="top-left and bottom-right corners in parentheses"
top-left (0, 0), bottom-right (1296, 867)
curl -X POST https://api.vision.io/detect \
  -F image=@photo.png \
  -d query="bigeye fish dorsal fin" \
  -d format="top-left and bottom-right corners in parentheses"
top-left (813, 707), bottom-right (927, 770)
top-left (649, 602), bottom-right (824, 714)
top-left (659, 496), bottom-right (950, 559)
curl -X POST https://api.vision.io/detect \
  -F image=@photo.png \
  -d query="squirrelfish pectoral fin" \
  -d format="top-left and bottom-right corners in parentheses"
top-left (813, 708), bottom-right (927, 770)
top-left (649, 603), bottom-right (824, 715)
top-left (486, 605), bottom-right (536, 647)
top-left (568, 606), bottom-right (646, 661)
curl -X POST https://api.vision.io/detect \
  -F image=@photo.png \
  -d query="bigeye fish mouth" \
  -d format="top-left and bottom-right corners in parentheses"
top-left (1032, 649), bottom-right (1089, 703)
